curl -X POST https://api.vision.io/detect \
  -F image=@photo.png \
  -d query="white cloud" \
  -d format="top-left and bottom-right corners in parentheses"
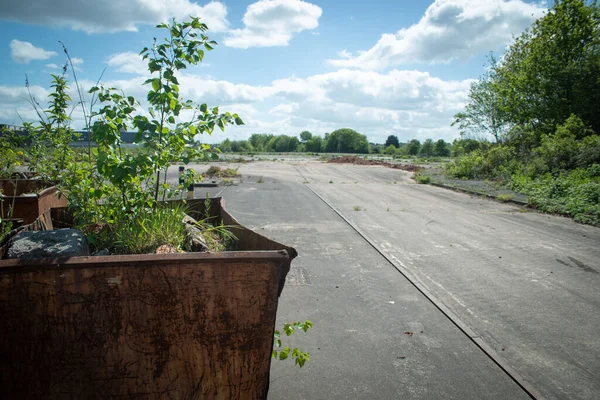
top-left (269, 103), bottom-right (300, 115)
top-left (328, 0), bottom-right (546, 70)
top-left (46, 63), bottom-right (61, 69)
top-left (71, 57), bottom-right (84, 66)
top-left (10, 40), bottom-right (57, 64)
top-left (0, 0), bottom-right (229, 33)
top-left (336, 49), bottom-right (352, 59)
top-left (107, 52), bottom-right (148, 74)
top-left (0, 67), bottom-right (471, 143)
top-left (178, 75), bottom-right (270, 105)
top-left (224, 0), bottom-right (322, 48)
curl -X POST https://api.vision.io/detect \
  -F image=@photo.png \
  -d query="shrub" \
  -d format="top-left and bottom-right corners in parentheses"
top-left (414, 174), bottom-right (431, 184)
top-left (511, 169), bottom-right (600, 226)
top-left (444, 150), bottom-right (487, 179)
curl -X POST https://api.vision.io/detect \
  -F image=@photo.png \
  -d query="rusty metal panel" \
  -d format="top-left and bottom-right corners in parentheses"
top-left (0, 254), bottom-right (288, 399)
top-left (0, 180), bottom-right (67, 224)
top-left (0, 198), bottom-right (296, 399)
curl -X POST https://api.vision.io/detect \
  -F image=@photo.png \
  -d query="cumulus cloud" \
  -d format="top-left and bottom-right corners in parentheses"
top-left (10, 40), bottom-right (57, 64)
top-left (107, 52), bottom-right (148, 74)
top-left (224, 0), bottom-right (322, 48)
top-left (178, 75), bottom-right (270, 105)
top-left (0, 0), bottom-right (229, 33)
top-left (0, 67), bottom-right (471, 143)
top-left (328, 0), bottom-right (546, 70)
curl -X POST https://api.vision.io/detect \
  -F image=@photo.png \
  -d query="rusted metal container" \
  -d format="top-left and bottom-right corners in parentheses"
top-left (0, 198), bottom-right (296, 399)
top-left (0, 179), bottom-right (67, 224)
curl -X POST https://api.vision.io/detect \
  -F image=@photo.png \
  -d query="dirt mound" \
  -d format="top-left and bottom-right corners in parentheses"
top-left (328, 156), bottom-right (421, 172)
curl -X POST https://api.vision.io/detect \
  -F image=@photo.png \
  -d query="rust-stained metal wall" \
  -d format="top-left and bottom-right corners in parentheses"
top-left (0, 198), bottom-right (295, 399)
top-left (0, 179), bottom-right (67, 224)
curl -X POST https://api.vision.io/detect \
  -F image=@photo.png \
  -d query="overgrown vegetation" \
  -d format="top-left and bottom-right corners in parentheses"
top-left (204, 165), bottom-right (240, 178)
top-left (414, 174), bottom-right (431, 184)
top-left (448, 0), bottom-right (600, 226)
top-left (5, 18), bottom-right (244, 254)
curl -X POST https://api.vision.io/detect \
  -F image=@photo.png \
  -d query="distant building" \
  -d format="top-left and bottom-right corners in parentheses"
top-left (0, 125), bottom-right (137, 147)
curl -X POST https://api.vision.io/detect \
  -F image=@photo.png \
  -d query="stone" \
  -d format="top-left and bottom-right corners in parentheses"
top-left (92, 248), bottom-right (110, 256)
top-left (7, 229), bottom-right (89, 259)
top-left (156, 244), bottom-right (178, 254)
top-left (182, 215), bottom-right (209, 252)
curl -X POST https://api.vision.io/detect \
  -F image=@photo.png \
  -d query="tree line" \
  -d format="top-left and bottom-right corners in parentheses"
top-left (219, 128), bottom-right (465, 157)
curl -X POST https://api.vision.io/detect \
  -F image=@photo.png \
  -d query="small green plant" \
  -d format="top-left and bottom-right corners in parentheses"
top-left (414, 174), bottom-right (431, 184)
top-left (205, 165), bottom-right (240, 178)
top-left (353, 205), bottom-right (361, 211)
top-left (88, 202), bottom-right (187, 254)
top-left (496, 193), bottom-right (514, 202)
top-left (329, 180), bottom-right (334, 184)
top-left (272, 320), bottom-right (312, 367)
top-left (25, 73), bottom-right (79, 183)
top-left (257, 176), bottom-right (264, 183)
top-left (190, 194), bottom-right (238, 251)
top-left (0, 128), bottom-right (26, 178)
top-left (0, 182), bottom-right (19, 244)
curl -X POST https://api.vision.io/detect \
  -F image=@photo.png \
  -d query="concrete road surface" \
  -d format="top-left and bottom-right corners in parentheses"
top-left (189, 160), bottom-right (599, 399)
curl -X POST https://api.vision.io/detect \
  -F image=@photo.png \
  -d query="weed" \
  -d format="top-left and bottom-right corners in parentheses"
top-left (205, 166), bottom-right (241, 178)
top-left (414, 174), bottom-right (431, 184)
top-left (329, 180), bottom-right (334, 184)
top-left (353, 205), bottom-right (361, 211)
top-left (273, 320), bottom-right (313, 368)
top-left (97, 202), bottom-right (188, 255)
top-left (257, 176), bottom-right (264, 183)
top-left (496, 193), bottom-right (514, 202)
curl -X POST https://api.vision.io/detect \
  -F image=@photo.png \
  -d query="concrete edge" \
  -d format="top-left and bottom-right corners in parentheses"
top-left (428, 181), bottom-right (529, 207)
top-left (303, 182), bottom-right (544, 400)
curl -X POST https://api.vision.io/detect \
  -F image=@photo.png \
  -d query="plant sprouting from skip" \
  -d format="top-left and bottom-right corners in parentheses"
top-left (90, 17), bottom-right (244, 216)
top-left (273, 320), bottom-right (313, 367)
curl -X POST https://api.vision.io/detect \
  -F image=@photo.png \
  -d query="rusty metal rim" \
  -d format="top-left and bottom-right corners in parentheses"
top-left (0, 250), bottom-right (291, 271)
top-left (301, 181), bottom-right (544, 400)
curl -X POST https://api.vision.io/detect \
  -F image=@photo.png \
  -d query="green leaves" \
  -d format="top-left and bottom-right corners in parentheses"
top-left (151, 78), bottom-right (161, 92)
top-left (88, 17), bottom-right (244, 223)
top-left (272, 320), bottom-right (312, 368)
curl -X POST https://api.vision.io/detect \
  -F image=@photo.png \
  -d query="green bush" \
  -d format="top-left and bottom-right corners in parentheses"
top-left (414, 174), bottom-right (431, 184)
top-left (511, 168), bottom-right (600, 226)
top-left (444, 150), bottom-right (487, 179)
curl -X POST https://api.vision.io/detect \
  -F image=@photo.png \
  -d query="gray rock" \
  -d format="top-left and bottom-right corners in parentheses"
top-left (7, 229), bottom-right (89, 259)
top-left (92, 248), bottom-right (110, 256)
top-left (182, 215), bottom-right (209, 252)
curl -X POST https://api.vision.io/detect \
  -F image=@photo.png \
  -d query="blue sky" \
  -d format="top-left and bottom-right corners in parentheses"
top-left (0, 0), bottom-right (547, 144)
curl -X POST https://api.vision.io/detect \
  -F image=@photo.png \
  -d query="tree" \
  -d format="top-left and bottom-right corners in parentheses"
top-left (451, 138), bottom-right (484, 156)
top-left (385, 135), bottom-right (400, 148)
top-left (300, 131), bottom-right (313, 142)
top-left (406, 139), bottom-right (421, 155)
top-left (494, 0), bottom-right (600, 135)
top-left (219, 138), bottom-right (232, 152)
top-left (452, 55), bottom-right (512, 143)
top-left (383, 145), bottom-right (397, 155)
top-left (419, 139), bottom-right (434, 157)
top-left (249, 133), bottom-right (274, 152)
top-left (305, 136), bottom-right (323, 152)
top-left (433, 139), bottom-right (450, 157)
top-left (324, 128), bottom-right (369, 153)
